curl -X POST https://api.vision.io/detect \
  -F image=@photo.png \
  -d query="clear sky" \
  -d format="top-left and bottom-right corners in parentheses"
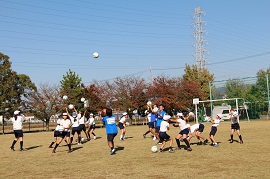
top-left (1, 0), bottom-right (270, 87)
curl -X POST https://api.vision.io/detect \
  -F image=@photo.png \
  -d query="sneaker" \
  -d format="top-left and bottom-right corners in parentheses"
top-left (230, 139), bottom-right (233, 143)
top-left (177, 147), bottom-right (182, 150)
top-left (213, 143), bottom-right (219, 147)
top-left (110, 149), bottom-right (116, 155)
top-left (187, 148), bottom-right (192, 151)
top-left (87, 138), bottom-right (91, 141)
top-left (52, 149), bottom-right (56, 153)
top-left (67, 149), bottom-right (72, 153)
top-left (49, 146), bottom-right (53, 148)
top-left (78, 143), bottom-right (82, 145)
top-left (143, 134), bottom-right (146, 138)
top-left (240, 140), bottom-right (243, 144)
top-left (169, 148), bottom-right (175, 153)
top-left (20, 148), bottom-right (26, 151)
top-left (93, 136), bottom-right (96, 140)
top-left (157, 142), bottom-right (162, 145)
top-left (159, 149), bottom-right (163, 153)
top-left (10, 147), bottom-right (15, 151)
top-left (153, 136), bottom-right (156, 140)
top-left (203, 139), bottom-right (208, 144)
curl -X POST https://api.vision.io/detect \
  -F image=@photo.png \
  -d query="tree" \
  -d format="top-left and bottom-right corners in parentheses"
top-left (60, 69), bottom-right (83, 109)
top-left (183, 65), bottom-right (214, 100)
top-left (0, 52), bottom-right (36, 118)
top-left (27, 83), bottom-right (62, 131)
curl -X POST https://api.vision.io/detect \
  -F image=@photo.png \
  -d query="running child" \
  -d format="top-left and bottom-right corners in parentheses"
top-left (86, 113), bottom-right (97, 140)
top-left (171, 113), bottom-right (192, 151)
top-left (159, 115), bottom-right (174, 153)
top-left (118, 112), bottom-right (128, 140)
top-left (229, 109), bottom-right (243, 144)
top-left (78, 110), bottom-right (88, 141)
top-left (101, 108), bottom-right (118, 155)
top-left (188, 123), bottom-right (208, 145)
top-left (52, 112), bottom-right (72, 153)
top-left (209, 114), bottom-right (222, 147)
top-left (49, 118), bottom-right (61, 148)
top-left (10, 110), bottom-right (27, 151)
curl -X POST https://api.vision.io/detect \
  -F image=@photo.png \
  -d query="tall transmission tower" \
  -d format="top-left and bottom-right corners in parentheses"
top-left (193, 7), bottom-right (207, 70)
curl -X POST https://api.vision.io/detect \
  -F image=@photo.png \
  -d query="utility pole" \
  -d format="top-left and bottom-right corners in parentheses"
top-left (149, 68), bottom-right (153, 85)
top-left (193, 7), bottom-right (207, 70)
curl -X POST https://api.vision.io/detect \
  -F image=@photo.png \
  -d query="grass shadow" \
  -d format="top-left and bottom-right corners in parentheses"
top-left (25, 145), bottom-right (43, 150)
top-left (115, 146), bottom-right (125, 152)
top-left (72, 146), bottom-right (83, 151)
top-left (124, 136), bottom-right (133, 139)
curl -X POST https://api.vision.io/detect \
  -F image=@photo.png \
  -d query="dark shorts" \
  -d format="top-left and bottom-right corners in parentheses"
top-left (210, 126), bottom-right (217, 136)
top-left (179, 128), bottom-right (189, 135)
top-left (159, 132), bottom-right (170, 142)
top-left (60, 131), bottom-right (70, 138)
top-left (231, 123), bottom-right (240, 130)
top-left (198, 124), bottom-right (205, 133)
top-left (118, 122), bottom-right (125, 129)
top-left (89, 124), bottom-right (95, 130)
top-left (54, 130), bottom-right (61, 137)
top-left (155, 126), bottom-right (160, 133)
top-left (107, 133), bottom-right (117, 142)
top-left (14, 130), bottom-right (23, 138)
top-left (79, 124), bottom-right (86, 132)
top-left (71, 127), bottom-right (81, 135)
top-left (148, 122), bottom-right (155, 129)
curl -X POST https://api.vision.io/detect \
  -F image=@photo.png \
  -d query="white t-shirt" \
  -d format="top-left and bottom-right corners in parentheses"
top-left (12, 116), bottom-right (24, 130)
top-left (159, 121), bottom-right (169, 132)
top-left (86, 117), bottom-right (95, 125)
top-left (147, 113), bottom-right (151, 122)
top-left (79, 116), bottom-right (86, 125)
top-left (212, 119), bottom-right (220, 127)
top-left (177, 118), bottom-right (188, 130)
top-left (230, 115), bottom-right (238, 124)
top-left (70, 116), bottom-right (79, 127)
top-left (55, 119), bottom-right (61, 131)
top-left (119, 116), bottom-right (126, 123)
top-left (60, 118), bottom-right (71, 131)
top-left (190, 123), bottom-right (200, 133)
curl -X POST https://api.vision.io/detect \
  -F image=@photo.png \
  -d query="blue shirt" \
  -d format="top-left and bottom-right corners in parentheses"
top-left (102, 115), bottom-right (118, 134)
top-left (150, 113), bottom-right (157, 123)
top-left (156, 111), bottom-right (166, 127)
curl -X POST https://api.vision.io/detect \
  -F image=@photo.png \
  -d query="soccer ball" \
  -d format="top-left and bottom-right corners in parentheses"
top-left (125, 122), bottom-right (129, 126)
top-left (81, 137), bottom-right (85, 142)
top-left (151, 145), bottom-right (158, 153)
top-left (93, 52), bottom-right (99, 58)
top-left (147, 101), bottom-right (152, 106)
top-left (63, 95), bottom-right (68, 100)
top-left (81, 97), bottom-right (85, 102)
top-left (68, 104), bottom-right (74, 109)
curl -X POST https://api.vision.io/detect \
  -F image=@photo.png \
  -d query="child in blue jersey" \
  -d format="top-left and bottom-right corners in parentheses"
top-left (101, 108), bottom-right (118, 155)
top-left (143, 104), bottom-right (158, 139)
top-left (155, 104), bottom-right (166, 144)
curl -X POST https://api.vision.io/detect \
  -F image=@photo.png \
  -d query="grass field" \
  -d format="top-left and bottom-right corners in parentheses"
top-left (1, 120), bottom-right (270, 179)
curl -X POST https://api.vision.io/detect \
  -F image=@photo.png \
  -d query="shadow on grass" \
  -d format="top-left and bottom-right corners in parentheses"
top-left (72, 146), bottom-right (83, 151)
top-left (25, 145), bottom-right (43, 150)
top-left (115, 146), bottom-right (125, 152)
top-left (124, 136), bottom-right (133, 139)
top-left (227, 139), bottom-right (240, 143)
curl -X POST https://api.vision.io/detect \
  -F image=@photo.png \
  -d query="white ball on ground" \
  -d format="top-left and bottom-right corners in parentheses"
top-left (93, 52), bottom-right (99, 58)
top-left (151, 145), bottom-right (158, 153)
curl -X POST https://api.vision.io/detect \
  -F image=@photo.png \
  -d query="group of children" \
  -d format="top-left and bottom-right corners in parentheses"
top-left (9, 104), bottom-right (243, 155)
top-left (143, 104), bottom-right (244, 153)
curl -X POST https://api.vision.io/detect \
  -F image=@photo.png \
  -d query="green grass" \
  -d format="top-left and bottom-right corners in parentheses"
top-left (1, 120), bottom-right (270, 179)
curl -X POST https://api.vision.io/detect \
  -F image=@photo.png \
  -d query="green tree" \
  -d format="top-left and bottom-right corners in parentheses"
top-left (0, 52), bottom-right (36, 118)
top-left (60, 69), bottom-right (83, 109)
top-left (182, 65), bottom-right (214, 100)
